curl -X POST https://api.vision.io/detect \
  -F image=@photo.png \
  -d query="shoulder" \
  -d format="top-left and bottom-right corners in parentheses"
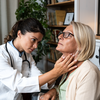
top-left (0, 44), bottom-right (6, 51)
top-left (0, 44), bottom-right (11, 64)
top-left (0, 43), bottom-right (19, 61)
top-left (76, 60), bottom-right (100, 82)
top-left (80, 60), bottom-right (99, 74)
top-left (0, 44), bottom-right (8, 56)
top-left (77, 60), bottom-right (98, 72)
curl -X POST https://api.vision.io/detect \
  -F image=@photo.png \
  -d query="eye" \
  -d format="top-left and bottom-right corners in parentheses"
top-left (69, 33), bottom-right (74, 37)
top-left (32, 38), bottom-right (36, 42)
top-left (69, 33), bottom-right (72, 36)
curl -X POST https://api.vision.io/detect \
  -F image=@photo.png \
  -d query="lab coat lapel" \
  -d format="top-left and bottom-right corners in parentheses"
top-left (7, 43), bottom-right (23, 72)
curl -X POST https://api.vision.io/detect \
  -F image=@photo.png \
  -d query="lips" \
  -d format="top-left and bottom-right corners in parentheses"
top-left (29, 48), bottom-right (34, 52)
top-left (58, 42), bottom-right (63, 45)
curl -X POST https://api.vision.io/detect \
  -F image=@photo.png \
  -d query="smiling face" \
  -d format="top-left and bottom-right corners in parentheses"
top-left (14, 31), bottom-right (43, 53)
top-left (56, 25), bottom-right (77, 55)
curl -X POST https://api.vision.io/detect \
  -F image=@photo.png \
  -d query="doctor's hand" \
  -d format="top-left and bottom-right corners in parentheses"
top-left (39, 88), bottom-right (57, 100)
top-left (39, 54), bottom-right (77, 87)
top-left (53, 54), bottom-right (77, 76)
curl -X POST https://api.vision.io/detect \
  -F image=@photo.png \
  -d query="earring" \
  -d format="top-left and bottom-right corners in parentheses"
top-left (75, 49), bottom-right (81, 56)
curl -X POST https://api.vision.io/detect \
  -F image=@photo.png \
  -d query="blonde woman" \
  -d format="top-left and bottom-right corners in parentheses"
top-left (40, 21), bottom-right (100, 100)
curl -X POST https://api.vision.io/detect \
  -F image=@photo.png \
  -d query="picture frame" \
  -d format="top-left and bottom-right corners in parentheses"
top-left (63, 13), bottom-right (74, 25)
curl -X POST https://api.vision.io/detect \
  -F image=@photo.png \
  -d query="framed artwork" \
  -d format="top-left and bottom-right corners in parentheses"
top-left (63, 13), bottom-right (74, 25)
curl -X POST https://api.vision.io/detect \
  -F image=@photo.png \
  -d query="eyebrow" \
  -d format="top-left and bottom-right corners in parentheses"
top-left (31, 36), bottom-right (38, 40)
top-left (32, 36), bottom-right (42, 42)
top-left (63, 31), bottom-right (72, 33)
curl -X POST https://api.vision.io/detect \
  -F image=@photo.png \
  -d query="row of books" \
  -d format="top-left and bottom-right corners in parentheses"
top-left (47, 0), bottom-right (58, 4)
top-left (50, 29), bottom-right (62, 43)
top-left (48, 10), bottom-right (66, 26)
top-left (47, 0), bottom-right (73, 4)
top-left (47, 47), bottom-right (62, 61)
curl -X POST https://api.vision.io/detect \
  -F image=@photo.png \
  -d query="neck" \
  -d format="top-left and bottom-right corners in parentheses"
top-left (63, 52), bottom-right (83, 68)
top-left (13, 39), bottom-right (23, 52)
top-left (63, 52), bottom-right (77, 60)
top-left (63, 52), bottom-right (83, 79)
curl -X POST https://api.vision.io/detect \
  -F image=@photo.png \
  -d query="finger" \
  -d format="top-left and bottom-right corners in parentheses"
top-left (56, 54), bottom-right (64, 63)
top-left (40, 95), bottom-right (46, 100)
top-left (67, 65), bottom-right (77, 72)
top-left (40, 96), bottom-right (43, 100)
top-left (67, 59), bottom-right (77, 68)
top-left (51, 96), bottom-right (56, 100)
top-left (65, 55), bottom-right (75, 66)
top-left (61, 54), bottom-right (73, 65)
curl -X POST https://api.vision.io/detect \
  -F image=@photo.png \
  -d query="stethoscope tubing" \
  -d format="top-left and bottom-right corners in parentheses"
top-left (5, 43), bottom-right (30, 68)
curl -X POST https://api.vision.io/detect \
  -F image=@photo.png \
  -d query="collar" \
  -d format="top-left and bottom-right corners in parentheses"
top-left (8, 40), bottom-right (24, 57)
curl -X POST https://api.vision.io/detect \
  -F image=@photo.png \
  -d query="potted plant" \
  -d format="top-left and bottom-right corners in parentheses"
top-left (15, 0), bottom-right (51, 64)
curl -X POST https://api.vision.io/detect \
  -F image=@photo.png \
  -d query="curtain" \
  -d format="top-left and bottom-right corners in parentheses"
top-left (0, 0), bottom-right (18, 44)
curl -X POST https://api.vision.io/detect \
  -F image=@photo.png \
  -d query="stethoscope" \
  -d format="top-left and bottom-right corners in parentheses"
top-left (5, 43), bottom-right (30, 69)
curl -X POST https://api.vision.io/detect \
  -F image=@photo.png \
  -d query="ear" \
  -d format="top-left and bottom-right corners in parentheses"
top-left (17, 30), bottom-right (22, 38)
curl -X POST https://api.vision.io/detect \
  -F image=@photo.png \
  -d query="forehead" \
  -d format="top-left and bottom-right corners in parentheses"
top-left (64, 25), bottom-right (73, 33)
top-left (25, 32), bottom-right (43, 41)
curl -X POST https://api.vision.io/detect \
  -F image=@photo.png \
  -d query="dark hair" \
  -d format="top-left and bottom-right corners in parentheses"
top-left (4, 18), bottom-right (45, 43)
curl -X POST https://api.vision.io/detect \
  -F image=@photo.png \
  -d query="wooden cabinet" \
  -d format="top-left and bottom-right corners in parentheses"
top-left (46, 0), bottom-right (74, 71)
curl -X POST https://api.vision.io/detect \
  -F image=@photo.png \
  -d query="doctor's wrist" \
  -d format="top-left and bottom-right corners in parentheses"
top-left (51, 69), bottom-right (61, 78)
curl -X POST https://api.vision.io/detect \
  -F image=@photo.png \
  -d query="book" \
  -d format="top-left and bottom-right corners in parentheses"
top-left (52, 29), bottom-right (61, 42)
top-left (47, 0), bottom-right (51, 4)
top-left (50, 33), bottom-right (55, 42)
top-left (48, 12), bottom-right (56, 25)
top-left (55, 10), bottom-right (66, 25)
top-left (51, 0), bottom-right (56, 4)
top-left (48, 12), bottom-right (52, 25)
top-left (51, 12), bottom-right (55, 25)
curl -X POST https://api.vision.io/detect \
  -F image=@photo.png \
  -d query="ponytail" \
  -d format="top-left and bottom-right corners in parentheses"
top-left (4, 20), bottom-right (23, 43)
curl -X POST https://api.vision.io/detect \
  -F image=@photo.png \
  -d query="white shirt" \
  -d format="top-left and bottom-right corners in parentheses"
top-left (0, 43), bottom-right (48, 100)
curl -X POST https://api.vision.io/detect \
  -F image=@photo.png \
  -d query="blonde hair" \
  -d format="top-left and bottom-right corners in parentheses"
top-left (71, 21), bottom-right (96, 61)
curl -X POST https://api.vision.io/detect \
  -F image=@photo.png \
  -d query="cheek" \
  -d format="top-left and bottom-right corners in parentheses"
top-left (21, 37), bottom-right (32, 48)
top-left (66, 41), bottom-right (77, 52)
top-left (56, 40), bottom-right (77, 53)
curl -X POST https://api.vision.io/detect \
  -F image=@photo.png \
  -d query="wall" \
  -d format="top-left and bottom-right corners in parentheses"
top-left (74, 0), bottom-right (98, 35)
top-left (0, 0), bottom-right (18, 44)
top-left (7, 0), bottom-right (18, 33)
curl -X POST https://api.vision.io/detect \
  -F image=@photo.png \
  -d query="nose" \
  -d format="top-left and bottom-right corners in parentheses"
top-left (58, 34), bottom-right (63, 40)
top-left (33, 42), bottom-right (38, 49)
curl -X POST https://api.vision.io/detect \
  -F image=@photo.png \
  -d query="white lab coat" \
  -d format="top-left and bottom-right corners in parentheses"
top-left (0, 43), bottom-right (49, 100)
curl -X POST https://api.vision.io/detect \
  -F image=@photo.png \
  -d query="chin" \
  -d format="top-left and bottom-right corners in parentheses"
top-left (25, 50), bottom-right (31, 54)
top-left (56, 47), bottom-right (62, 52)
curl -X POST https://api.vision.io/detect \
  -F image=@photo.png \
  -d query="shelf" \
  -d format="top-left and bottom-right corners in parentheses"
top-left (47, 1), bottom-right (74, 7)
top-left (95, 35), bottom-right (100, 39)
top-left (47, 41), bottom-right (57, 45)
top-left (47, 59), bottom-right (56, 63)
top-left (49, 25), bottom-right (68, 28)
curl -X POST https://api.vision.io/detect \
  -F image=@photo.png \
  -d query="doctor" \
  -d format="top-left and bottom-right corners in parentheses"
top-left (0, 18), bottom-right (77, 100)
